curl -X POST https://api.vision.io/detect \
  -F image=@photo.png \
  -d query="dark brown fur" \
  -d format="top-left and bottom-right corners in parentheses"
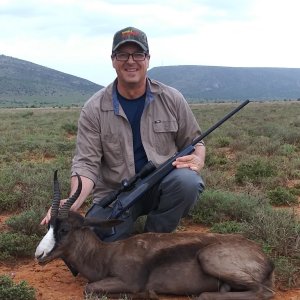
top-left (36, 212), bottom-right (275, 300)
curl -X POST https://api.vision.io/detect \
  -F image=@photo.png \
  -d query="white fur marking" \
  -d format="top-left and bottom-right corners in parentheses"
top-left (35, 226), bottom-right (55, 258)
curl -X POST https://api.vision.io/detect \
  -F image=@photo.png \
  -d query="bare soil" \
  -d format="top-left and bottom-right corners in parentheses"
top-left (1, 218), bottom-right (300, 300)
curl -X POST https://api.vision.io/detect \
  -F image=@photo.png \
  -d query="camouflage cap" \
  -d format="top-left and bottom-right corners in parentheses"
top-left (112, 27), bottom-right (149, 53)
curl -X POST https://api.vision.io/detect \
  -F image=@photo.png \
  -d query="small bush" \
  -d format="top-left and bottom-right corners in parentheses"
top-left (243, 208), bottom-right (300, 258)
top-left (267, 187), bottom-right (298, 206)
top-left (191, 189), bottom-right (269, 225)
top-left (248, 137), bottom-right (280, 156)
top-left (201, 169), bottom-right (231, 189)
top-left (210, 221), bottom-right (243, 234)
top-left (235, 158), bottom-right (276, 184)
top-left (205, 152), bottom-right (228, 167)
top-left (229, 138), bottom-right (248, 152)
top-left (281, 144), bottom-right (297, 155)
top-left (61, 123), bottom-right (78, 135)
top-left (249, 124), bottom-right (280, 139)
top-left (273, 257), bottom-right (299, 288)
top-left (0, 275), bottom-right (35, 300)
top-left (290, 184), bottom-right (300, 196)
top-left (0, 232), bottom-right (40, 261)
top-left (6, 209), bottom-right (46, 236)
top-left (281, 129), bottom-right (300, 145)
top-left (291, 119), bottom-right (300, 127)
top-left (0, 191), bottom-right (23, 212)
top-left (216, 136), bottom-right (231, 147)
top-left (21, 111), bottom-right (34, 118)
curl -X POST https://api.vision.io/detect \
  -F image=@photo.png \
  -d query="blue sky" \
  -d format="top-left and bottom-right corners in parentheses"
top-left (0, 0), bottom-right (299, 86)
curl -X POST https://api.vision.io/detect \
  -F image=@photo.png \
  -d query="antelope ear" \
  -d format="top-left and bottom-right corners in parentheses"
top-left (83, 217), bottom-right (123, 228)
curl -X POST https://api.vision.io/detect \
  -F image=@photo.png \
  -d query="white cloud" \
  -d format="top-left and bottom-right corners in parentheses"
top-left (0, 0), bottom-right (299, 86)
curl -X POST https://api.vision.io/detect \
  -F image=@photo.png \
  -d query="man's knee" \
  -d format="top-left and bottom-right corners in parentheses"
top-left (156, 168), bottom-right (205, 215)
top-left (162, 168), bottom-right (205, 194)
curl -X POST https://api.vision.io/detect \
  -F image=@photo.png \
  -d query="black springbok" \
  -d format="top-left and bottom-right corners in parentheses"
top-left (35, 171), bottom-right (275, 299)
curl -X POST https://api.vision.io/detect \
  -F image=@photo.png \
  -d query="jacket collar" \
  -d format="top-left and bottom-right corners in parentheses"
top-left (101, 78), bottom-right (163, 114)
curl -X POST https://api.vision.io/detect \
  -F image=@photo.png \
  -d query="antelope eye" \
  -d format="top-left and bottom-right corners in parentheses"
top-left (59, 223), bottom-right (70, 234)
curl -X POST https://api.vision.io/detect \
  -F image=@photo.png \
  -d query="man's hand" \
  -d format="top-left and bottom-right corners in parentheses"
top-left (40, 199), bottom-right (68, 225)
top-left (172, 154), bottom-right (204, 172)
top-left (172, 143), bottom-right (205, 173)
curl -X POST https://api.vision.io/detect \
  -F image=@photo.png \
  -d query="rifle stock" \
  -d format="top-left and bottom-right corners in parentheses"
top-left (98, 100), bottom-right (250, 219)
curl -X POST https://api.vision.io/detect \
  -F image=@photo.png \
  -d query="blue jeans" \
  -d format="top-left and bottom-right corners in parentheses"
top-left (86, 168), bottom-right (204, 242)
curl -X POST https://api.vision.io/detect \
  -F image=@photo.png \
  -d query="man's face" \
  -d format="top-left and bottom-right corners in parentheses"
top-left (112, 42), bottom-right (150, 85)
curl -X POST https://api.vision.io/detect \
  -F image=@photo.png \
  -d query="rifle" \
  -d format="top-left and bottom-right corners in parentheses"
top-left (99, 100), bottom-right (250, 219)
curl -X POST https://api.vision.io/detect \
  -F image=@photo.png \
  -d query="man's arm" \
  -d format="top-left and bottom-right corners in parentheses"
top-left (68, 175), bottom-right (94, 211)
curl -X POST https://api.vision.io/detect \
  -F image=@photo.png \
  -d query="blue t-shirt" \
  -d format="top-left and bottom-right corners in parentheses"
top-left (118, 91), bottom-right (148, 173)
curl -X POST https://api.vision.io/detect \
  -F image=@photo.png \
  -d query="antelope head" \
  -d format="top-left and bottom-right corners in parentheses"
top-left (35, 171), bottom-right (82, 264)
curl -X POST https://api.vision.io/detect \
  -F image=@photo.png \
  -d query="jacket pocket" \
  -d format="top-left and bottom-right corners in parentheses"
top-left (153, 120), bottom-right (178, 155)
top-left (101, 134), bottom-right (124, 167)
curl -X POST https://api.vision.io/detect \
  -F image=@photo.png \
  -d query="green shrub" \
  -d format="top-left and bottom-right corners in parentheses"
top-left (0, 232), bottom-right (40, 261)
top-left (281, 144), bottom-right (297, 155)
top-left (248, 137), bottom-right (280, 156)
top-left (235, 158), bottom-right (276, 184)
top-left (273, 257), bottom-right (299, 288)
top-left (216, 136), bottom-right (231, 147)
top-left (291, 119), bottom-right (300, 127)
top-left (61, 123), bottom-right (78, 135)
top-left (0, 275), bottom-right (35, 300)
top-left (229, 138), bottom-right (248, 152)
top-left (210, 221), bottom-right (243, 234)
top-left (6, 209), bottom-right (46, 236)
top-left (248, 123), bottom-right (281, 139)
top-left (201, 169), bottom-right (231, 189)
top-left (0, 163), bottom-right (70, 213)
top-left (205, 152), bottom-right (228, 167)
top-left (281, 129), bottom-right (300, 145)
top-left (0, 191), bottom-right (22, 212)
top-left (21, 111), bottom-right (34, 118)
top-left (243, 208), bottom-right (300, 258)
top-left (191, 189), bottom-right (269, 225)
top-left (267, 187), bottom-right (298, 206)
top-left (290, 184), bottom-right (300, 196)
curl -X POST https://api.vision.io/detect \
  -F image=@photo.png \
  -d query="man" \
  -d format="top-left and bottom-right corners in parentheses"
top-left (41, 26), bottom-right (205, 241)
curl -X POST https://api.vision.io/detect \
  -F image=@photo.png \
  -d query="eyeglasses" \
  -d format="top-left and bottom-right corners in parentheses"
top-left (113, 52), bottom-right (148, 61)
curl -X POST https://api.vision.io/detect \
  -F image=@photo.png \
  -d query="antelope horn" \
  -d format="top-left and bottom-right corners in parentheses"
top-left (58, 173), bottom-right (82, 219)
top-left (51, 170), bottom-right (61, 218)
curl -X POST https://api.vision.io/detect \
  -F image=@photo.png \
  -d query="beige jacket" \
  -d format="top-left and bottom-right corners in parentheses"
top-left (71, 78), bottom-right (201, 201)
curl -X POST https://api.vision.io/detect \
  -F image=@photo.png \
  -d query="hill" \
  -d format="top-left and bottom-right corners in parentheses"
top-left (0, 55), bottom-right (103, 107)
top-left (147, 65), bottom-right (300, 101)
top-left (1, 55), bottom-right (300, 106)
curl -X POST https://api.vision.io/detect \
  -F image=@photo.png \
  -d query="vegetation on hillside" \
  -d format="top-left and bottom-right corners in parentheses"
top-left (148, 65), bottom-right (300, 101)
top-left (0, 55), bottom-right (103, 108)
